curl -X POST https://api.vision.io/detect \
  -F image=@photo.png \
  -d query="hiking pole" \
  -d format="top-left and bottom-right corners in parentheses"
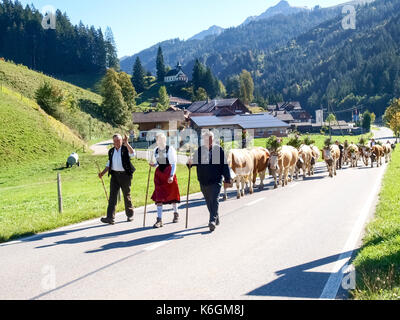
top-left (185, 166), bottom-right (192, 229)
top-left (95, 161), bottom-right (109, 202)
top-left (143, 164), bottom-right (152, 227)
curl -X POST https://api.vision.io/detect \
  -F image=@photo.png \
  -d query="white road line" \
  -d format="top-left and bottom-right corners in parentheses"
top-left (245, 198), bottom-right (266, 207)
top-left (319, 164), bottom-right (387, 299)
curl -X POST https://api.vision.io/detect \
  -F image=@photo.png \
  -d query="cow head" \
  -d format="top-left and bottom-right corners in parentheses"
top-left (323, 147), bottom-right (333, 161)
top-left (269, 153), bottom-right (279, 171)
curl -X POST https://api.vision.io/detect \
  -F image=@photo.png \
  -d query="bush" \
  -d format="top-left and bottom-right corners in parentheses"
top-left (35, 82), bottom-right (63, 119)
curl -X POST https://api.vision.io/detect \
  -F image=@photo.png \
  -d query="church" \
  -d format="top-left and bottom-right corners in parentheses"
top-left (164, 62), bottom-right (189, 84)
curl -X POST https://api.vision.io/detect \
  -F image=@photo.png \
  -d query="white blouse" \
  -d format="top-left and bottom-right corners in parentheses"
top-left (152, 146), bottom-right (177, 177)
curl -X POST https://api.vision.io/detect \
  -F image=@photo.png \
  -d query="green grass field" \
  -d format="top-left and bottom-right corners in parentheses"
top-left (351, 147), bottom-right (400, 300)
top-left (0, 155), bottom-right (200, 243)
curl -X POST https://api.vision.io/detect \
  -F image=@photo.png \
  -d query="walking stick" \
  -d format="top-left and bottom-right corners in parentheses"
top-left (95, 161), bottom-right (109, 202)
top-left (185, 166), bottom-right (192, 229)
top-left (143, 165), bottom-right (152, 227)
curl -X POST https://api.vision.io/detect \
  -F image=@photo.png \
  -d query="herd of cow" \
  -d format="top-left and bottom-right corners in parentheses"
top-left (223, 140), bottom-right (395, 200)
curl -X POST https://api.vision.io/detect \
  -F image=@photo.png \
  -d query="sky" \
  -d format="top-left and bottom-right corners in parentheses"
top-left (18, 0), bottom-right (347, 58)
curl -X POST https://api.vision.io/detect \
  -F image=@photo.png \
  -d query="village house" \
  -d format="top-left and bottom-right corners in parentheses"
top-left (267, 101), bottom-right (312, 123)
top-left (187, 98), bottom-right (251, 117)
top-left (190, 112), bottom-right (289, 138)
top-left (132, 110), bottom-right (188, 140)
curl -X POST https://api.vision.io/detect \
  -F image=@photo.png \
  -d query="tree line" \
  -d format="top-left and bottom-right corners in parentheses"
top-left (0, 0), bottom-right (119, 76)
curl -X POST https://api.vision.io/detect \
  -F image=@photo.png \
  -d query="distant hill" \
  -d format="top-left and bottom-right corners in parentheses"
top-left (189, 25), bottom-right (225, 41)
top-left (242, 0), bottom-right (309, 25)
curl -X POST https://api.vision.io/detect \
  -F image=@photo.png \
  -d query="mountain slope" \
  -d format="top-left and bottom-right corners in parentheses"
top-left (0, 59), bottom-right (115, 141)
top-left (249, 0), bottom-right (400, 118)
top-left (0, 86), bottom-right (85, 167)
top-left (189, 25), bottom-right (225, 41)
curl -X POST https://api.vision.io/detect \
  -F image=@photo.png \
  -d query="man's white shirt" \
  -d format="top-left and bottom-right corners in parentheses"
top-left (106, 148), bottom-right (135, 172)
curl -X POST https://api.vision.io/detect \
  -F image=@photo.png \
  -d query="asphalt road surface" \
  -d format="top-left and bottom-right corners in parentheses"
top-left (0, 128), bottom-right (394, 300)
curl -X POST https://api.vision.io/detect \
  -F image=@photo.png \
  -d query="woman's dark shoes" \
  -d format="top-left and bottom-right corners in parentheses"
top-left (172, 212), bottom-right (179, 223)
top-left (209, 222), bottom-right (216, 232)
top-left (153, 218), bottom-right (163, 228)
top-left (100, 217), bottom-right (115, 225)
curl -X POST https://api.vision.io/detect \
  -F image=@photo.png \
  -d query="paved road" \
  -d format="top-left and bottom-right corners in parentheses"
top-left (0, 128), bottom-right (393, 300)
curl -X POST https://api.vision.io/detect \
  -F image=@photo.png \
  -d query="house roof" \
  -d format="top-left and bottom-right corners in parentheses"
top-left (190, 113), bottom-right (289, 129)
top-left (270, 111), bottom-right (294, 122)
top-left (132, 111), bottom-right (185, 123)
top-left (169, 96), bottom-right (192, 105)
top-left (187, 98), bottom-right (244, 114)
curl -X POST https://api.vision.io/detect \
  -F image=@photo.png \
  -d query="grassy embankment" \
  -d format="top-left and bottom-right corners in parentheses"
top-left (0, 59), bottom-right (115, 141)
top-left (351, 147), bottom-right (400, 299)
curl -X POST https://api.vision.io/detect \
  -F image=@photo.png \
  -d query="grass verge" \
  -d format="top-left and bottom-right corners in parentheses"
top-left (350, 147), bottom-right (400, 300)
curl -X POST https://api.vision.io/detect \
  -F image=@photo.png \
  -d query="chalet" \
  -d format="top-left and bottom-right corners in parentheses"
top-left (190, 113), bottom-right (289, 138)
top-left (267, 101), bottom-right (312, 123)
top-left (187, 98), bottom-right (250, 117)
top-left (168, 96), bottom-right (192, 108)
top-left (164, 62), bottom-right (189, 84)
top-left (269, 110), bottom-right (295, 124)
top-left (132, 110), bottom-right (188, 139)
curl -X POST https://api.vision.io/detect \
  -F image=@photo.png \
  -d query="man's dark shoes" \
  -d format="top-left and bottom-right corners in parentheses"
top-left (127, 216), bottom-right (134, 222)
top-left (153, 218), bottom-right (163, 229)
top-left (209, 221), bottom-right (216, 232)
top-left (101, 217), bottom-right (115, 225)
top-left (216, 217), bottom-right (220, 226)
top-left (172, 212), bottom-right (179, 223)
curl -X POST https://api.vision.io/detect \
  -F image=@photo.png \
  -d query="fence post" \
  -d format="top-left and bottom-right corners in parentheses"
top-left (57, 173), bottom-right (63, 213)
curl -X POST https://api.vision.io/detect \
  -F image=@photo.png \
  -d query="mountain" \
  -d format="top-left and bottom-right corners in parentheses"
top-left (120, 5), bottom-right (341, 76)
top-left (242, 0), bottom-right (309, 25)
top-left (189, 25), bottom-right (225, 41)
top-left (246, 0), bottom-right (400, 119)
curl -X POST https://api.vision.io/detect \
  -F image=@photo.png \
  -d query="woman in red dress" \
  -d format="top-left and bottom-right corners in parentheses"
top-left (150, 133), bottom-right (181, 228)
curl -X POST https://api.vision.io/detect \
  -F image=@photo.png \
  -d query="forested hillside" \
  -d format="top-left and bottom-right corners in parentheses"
top-left (120, 5), bottom-right (341, 76)
top-left (0, 0), bottom-right (118, 77)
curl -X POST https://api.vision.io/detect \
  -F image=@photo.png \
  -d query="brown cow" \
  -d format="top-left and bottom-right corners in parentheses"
top-left (310, 145), bottom-right (320, 175)
top-left (225, 148), bottom-right (254, 199)
top-left (321, 144), bottom-right (340, 178)
top-left (269, 145), bottom-right (299, 188)
top-left (358, 145), bottom-right (372, 166)
top-left (297, 145), bottom-right (313, 179)
top-left (346, 144), bottom-right (359, 168)
top-left (382, 143), bottom-right (392, 163)
top-left (250, 147), bottom-right (270, 190)
top-left (371, 145), bottom-right (384, 167)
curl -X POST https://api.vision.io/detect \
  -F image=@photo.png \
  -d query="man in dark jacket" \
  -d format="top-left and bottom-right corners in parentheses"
top-left (188, 131), bottom-right (232, 232)
top-left (98, 134), bottom-right (136, 225)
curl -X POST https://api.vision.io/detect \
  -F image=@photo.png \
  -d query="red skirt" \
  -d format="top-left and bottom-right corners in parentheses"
top-left (151, 165), bottom-right (181, 204)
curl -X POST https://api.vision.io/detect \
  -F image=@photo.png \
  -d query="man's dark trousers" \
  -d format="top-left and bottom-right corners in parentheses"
top-left (106, 171), bottom-right (134, 221)
top-left (200, 182), bottom-right (222, 223)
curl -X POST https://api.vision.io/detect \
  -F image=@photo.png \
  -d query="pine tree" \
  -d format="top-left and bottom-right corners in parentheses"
top-left (105, 27), bottom-right (120, 70)
top-left (156, 46), bottom-right (166, 83)
top-left (132, 57), bottom-right (146, 93)
top-left (157, 86), bottom-right (170, 111)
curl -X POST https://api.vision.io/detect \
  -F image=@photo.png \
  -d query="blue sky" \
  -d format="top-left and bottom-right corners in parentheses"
top-left (18, 0), bottom-right (346, 57)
